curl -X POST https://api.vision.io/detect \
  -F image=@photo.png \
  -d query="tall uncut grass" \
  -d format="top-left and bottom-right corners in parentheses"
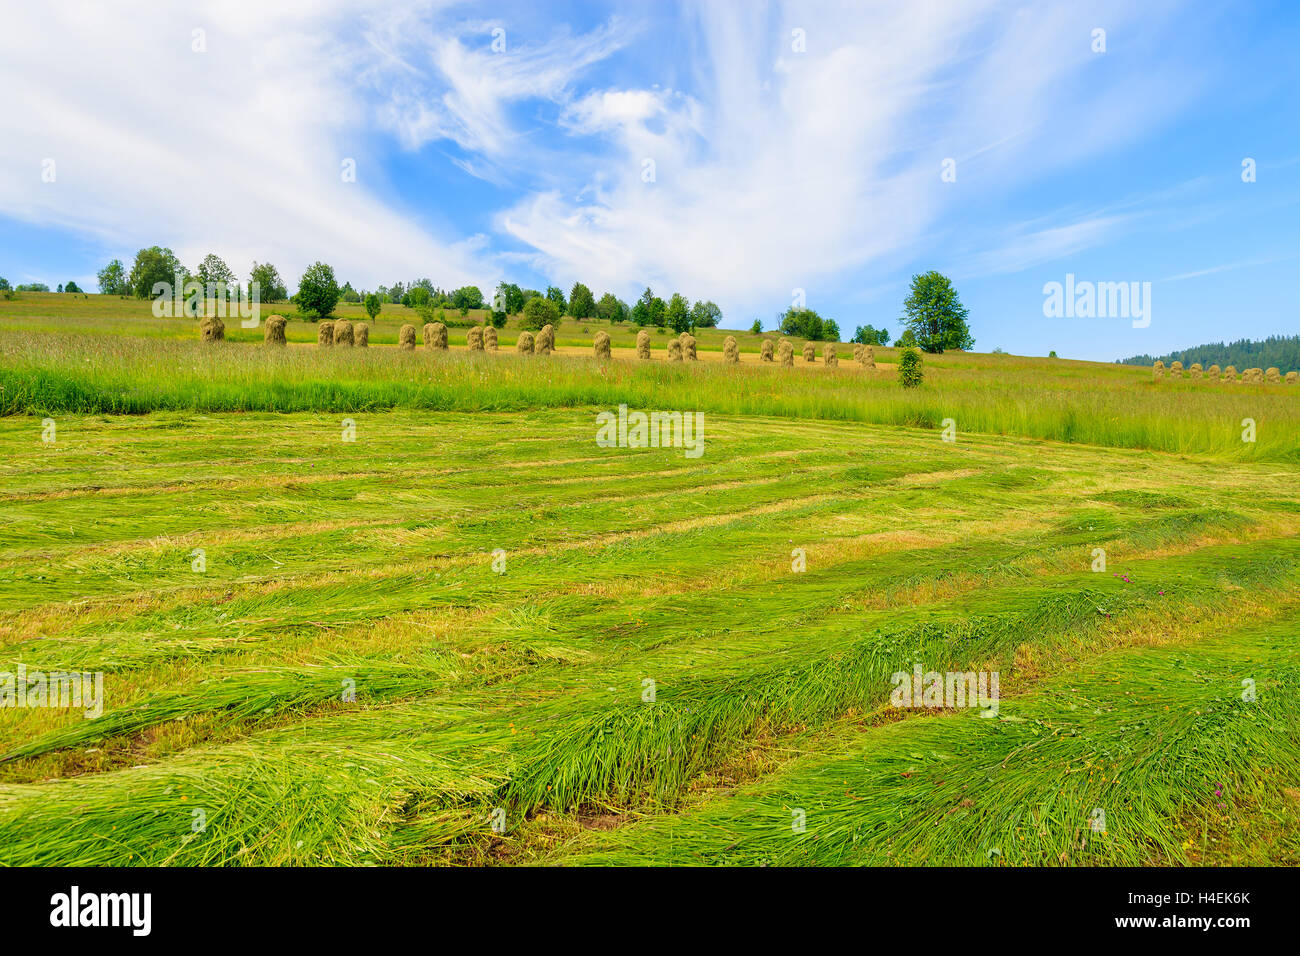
top-left (2, 332), bottom-right (1295, 461)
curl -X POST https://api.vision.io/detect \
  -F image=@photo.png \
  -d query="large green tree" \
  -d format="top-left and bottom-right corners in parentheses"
top-left (690, 300), bottom-right (722, 328)
top-left (248, 261), bottom-right (287, 302)
top-left (666, 293), bottom-right (692, 333)
top-left (568, 282), bottom-right (596, 319)
top-left (545, 285), bottom-right (567, 315)
top-left (900, 271), bottom-right (973, 353)
top-left (96, 259), bottom-right (129, 295)
top-left (295, 261), bottom-right (341, 318)
top-left (595, 292), bottom-right (626, 322)
top-left (128, 246), bottom-right (185, 298)
top-left (196, 253), bottom-right (236, 296)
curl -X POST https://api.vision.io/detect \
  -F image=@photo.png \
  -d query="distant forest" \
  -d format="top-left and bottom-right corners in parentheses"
top-left (1118, 335), bottom-right (1300, 372)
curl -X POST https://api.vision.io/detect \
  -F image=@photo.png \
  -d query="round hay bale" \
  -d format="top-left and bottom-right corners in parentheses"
top-left (679, 332), bottom-right (697, 360)
top-left (332, 319), bottom-right (353, 347)
top-left (723, 335), bottom-right (740, 364)
top-left (824, 343), bottom-right (838, 367)
top-left (467, 326), bottom-right (484, 351)
top-left (536, 324), bottom-right (555, 355)
top-left (1169, 360), bottom-right (1183, 378)
top-left (860, 345), bottom-right (875, 369)
top-left (593, 330), bottom-right (611, 359)
top-left (1286, 370), bottom-right (1298, 384)
top-left (354, 323), bottom-right (369, 347)
top-left (802, 342), bottom-right (816, 363)
top-left (761, 339), bottom-right (775, 362)
top-left (778, 340), bottom-right (794, 366)
top-left (424, 322), bottom-right (448, 350)
top-left (318, 321), bottom-right (334, 347)
top-left (200, 316), bottom-right (225, 342)
top-left (263, 314), bottom-right (287, 347)
top-left (1265, 366), bottom-right (1281, 383)
top-left (667, 338), bottom-right (683, 361)
top-left (483, 325), bottom-right (498, 350)
top-left (517, 331), bottom-right (535, 353)
top-left (399, 324), bottom-right (416, 350)
top-left (636, 328), bottom-right (651, 359)
top-left (1189, 362), bottom-right (1202, 379)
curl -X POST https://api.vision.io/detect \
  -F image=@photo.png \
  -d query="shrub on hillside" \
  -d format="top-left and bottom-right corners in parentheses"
top-left (897, 347), bottom-right (923, 388)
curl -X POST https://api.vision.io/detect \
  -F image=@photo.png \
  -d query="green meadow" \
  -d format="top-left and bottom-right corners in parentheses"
top-left (0, 293), bottom-right (1297, 866)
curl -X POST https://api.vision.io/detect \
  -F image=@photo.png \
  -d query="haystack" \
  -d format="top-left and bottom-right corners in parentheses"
top-left (802, 342), bottom-right (816, 363)
top-left (636, 329), bottom-right (651, 359)
top-left (536, 324), bottom-right (555, 355)
top-left (1189, 362), bottom-right (1202, 379)
top-left (593, 330), bottom-right (611, 358)
top-left (778, 341), bottom-right (794, 366)
top-left (667, 339), bottom-right (683, 361)
top-left (723, 336), bottom-right (740, 364)
top-left (483, 326), bottom-right (498, 350)
top-left (679, 332), bottom-right (697, 360)
top-left (1223, 365), bottom-right (1237, 382)
top-left (1207, 364), bottom-right (1221, 378)
top-left (354, 323), bottom-right (369, 347)
top-left (1265, 366), bottom-right (1281, 384)
top-left (467, 326), bottom-right (484, 350)
top-left (317, 321), bottom-right (334, 347)
top-left (264, 314), bottom-right (287, 347)
top-left (398, 324), bottom-right (416, 349)
top-left (425, 322), bottom-right (448, 350)
top-left (1286, 371), bottom-right (1298, 384)
top-left (824, 344), bottom-right (837, 367)
top-left (517, 331), bottom-right (535, 353)
top-left (200, 316), bottom-right (225, 342)
top-left (760, 339), bottom-right (774, 362)
top-left (332, 319), bottom-right (353, 347)
top-left (860, 345), bottom-right (875, 369)
top-left (1169, 360), bottom-right (1183, 378)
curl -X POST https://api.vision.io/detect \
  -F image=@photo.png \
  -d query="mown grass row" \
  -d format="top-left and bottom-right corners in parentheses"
top-left (550, 606), bottom-right (1300, 866)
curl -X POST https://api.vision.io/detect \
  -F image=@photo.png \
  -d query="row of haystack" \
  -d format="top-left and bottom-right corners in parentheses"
top-left (206, 316), bottom-right (882, 370)
top-left (1153, 360), bottom-right (1295, 384)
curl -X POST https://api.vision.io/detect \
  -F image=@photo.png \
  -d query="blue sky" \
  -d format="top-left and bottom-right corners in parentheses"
top-left (1, 0), bottom-right (1296, 360)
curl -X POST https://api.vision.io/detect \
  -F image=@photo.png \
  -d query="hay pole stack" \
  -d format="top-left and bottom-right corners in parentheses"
top-left (667, 338), bottom-right (683, 361)
top-left (679, 332), bottom-right (697, 360)
top-left (536, 324), bottom-right (555, 355)
top-left (636, 329), bottom-right (651, 359)
top-left (723, 336), bottom-right (740, 364)
top-left (803, 342), bottom-right (816, 363)
top-left (264, 314), bottom-right (287, 347)
top-left (824, 343), bottom-right (837, 367)
top-left (760, 339), bottom-right (774, 362)
top-left (424, 322), bottom-right (448, 350)
top-left (398, 324), bottom-right (416, 350)
top-left (778, 340), bottom-right (794, 366)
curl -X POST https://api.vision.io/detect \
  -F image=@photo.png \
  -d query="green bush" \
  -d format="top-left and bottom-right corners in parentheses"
top-left (522, 296), bottom-right (561, 331)
top-left (897, 347), bottom-right (923, 388)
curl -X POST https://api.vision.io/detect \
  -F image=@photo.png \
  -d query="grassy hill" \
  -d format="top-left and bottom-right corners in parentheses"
top-left (0, 293), bottom-right (1297, 867)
